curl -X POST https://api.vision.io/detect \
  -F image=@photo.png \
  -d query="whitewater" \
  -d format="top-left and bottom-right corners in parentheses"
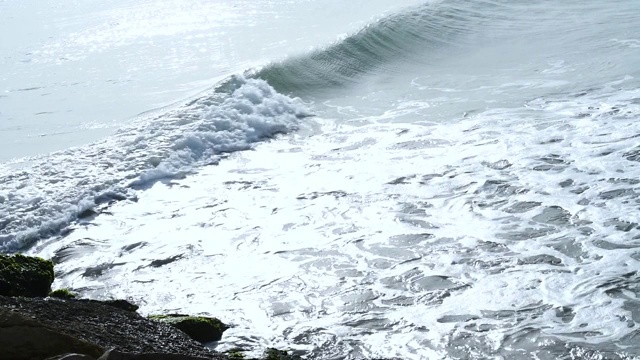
top-left (2, 0), bottom-right (640, 358)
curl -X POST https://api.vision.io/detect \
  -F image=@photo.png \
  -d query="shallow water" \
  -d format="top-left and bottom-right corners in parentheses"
top-left (3, 0), bottom-right (640, 358)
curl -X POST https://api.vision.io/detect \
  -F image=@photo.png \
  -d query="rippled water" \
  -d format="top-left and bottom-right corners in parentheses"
top-left (3, 0), bottom-right (640, 358)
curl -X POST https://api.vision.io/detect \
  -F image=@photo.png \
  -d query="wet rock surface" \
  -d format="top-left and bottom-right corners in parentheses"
top-left (96, 349), bottom-right (213, 360)
top-left (0, 307), bottom-right (104, 360)
top-left (0, 296), bottom-right (224, 359)
top-left (149, 314), bottom-right (228, 343)
top-left (46, 354), bottom-right (97, 360)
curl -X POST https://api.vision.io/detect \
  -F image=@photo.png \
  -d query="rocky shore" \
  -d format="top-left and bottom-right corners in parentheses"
top-left (0, 254), bottom-right (301, 360)
top-left (0, 295), bottom-right (223, 359)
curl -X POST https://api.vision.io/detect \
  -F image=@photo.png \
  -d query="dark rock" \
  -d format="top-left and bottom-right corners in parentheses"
top-left (101, 299), bottom-right (139, 312)
top-left (149, 314), bottom-right (228, 343)
top-left (0, 307), bottom-right (104, 360)
top-left (0, 254), bottom-right (54, 297)
top-left (45, 354), bottom-right (97, 360)
top-left (97, 348), bottom-right (212, 360)
top-left (0, 296), bottom-right (222, 358)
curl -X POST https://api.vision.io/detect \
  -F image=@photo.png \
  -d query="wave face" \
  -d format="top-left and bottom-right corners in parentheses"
top-left (251, 1), bottom-right (468, 94)
top-left (252, 0), bottom-right (529, 94)
top-left (254, 0), bottom-right (639, 99)
top-left (0, 77), bottom-right (309, 251)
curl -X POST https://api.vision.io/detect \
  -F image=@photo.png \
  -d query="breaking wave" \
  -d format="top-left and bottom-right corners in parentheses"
top-left (0, 76), bottom-right (310, 251)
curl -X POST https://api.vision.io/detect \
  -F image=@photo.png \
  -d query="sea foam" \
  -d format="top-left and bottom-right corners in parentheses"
top-left (0, 76), bottom-right (310, 251)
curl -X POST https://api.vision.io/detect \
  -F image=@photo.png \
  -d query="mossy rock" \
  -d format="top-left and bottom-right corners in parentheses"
top-left (0, 254), bottom-right (55, 297)
top-left (227, 350), bottom-right (246, 359)
top-left (264, 348), bottom-right (302, 360)
top-left (148, 314), bottom-right (228, 343)
top-left (49, 288), bottom-right (77, 299)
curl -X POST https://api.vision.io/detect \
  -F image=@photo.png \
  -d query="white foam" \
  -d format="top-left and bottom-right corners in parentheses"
top-left (0, 76), bottom-right (309, 251)
top-left (29, 82), bottom-right (640, 358)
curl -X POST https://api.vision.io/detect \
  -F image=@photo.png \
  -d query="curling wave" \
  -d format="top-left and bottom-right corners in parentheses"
top-left (250, 0), bottom-right (519, 94)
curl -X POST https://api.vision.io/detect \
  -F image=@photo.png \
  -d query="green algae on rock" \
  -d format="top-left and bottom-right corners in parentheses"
top-left (0, 254), bottom-right (54, 297)
top-left (149, 314), bottom-right (228, 343)
top-left (49, 288), bottom-right (78, 299)
top-left (263, 348), bottom-right (302, 360)
top-left (226, 350), bottom-right (246, 359)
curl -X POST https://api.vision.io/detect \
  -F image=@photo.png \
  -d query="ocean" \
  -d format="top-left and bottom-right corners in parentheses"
top-left (1, 0), bottom-right (640, 358)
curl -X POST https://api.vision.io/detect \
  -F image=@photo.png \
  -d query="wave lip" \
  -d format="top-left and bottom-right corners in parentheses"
top-left (0, 76), bottom-right (310, 252)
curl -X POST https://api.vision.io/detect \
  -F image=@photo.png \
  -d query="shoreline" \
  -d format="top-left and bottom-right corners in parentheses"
top-left (0, 253), bottom-right (310, 360)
